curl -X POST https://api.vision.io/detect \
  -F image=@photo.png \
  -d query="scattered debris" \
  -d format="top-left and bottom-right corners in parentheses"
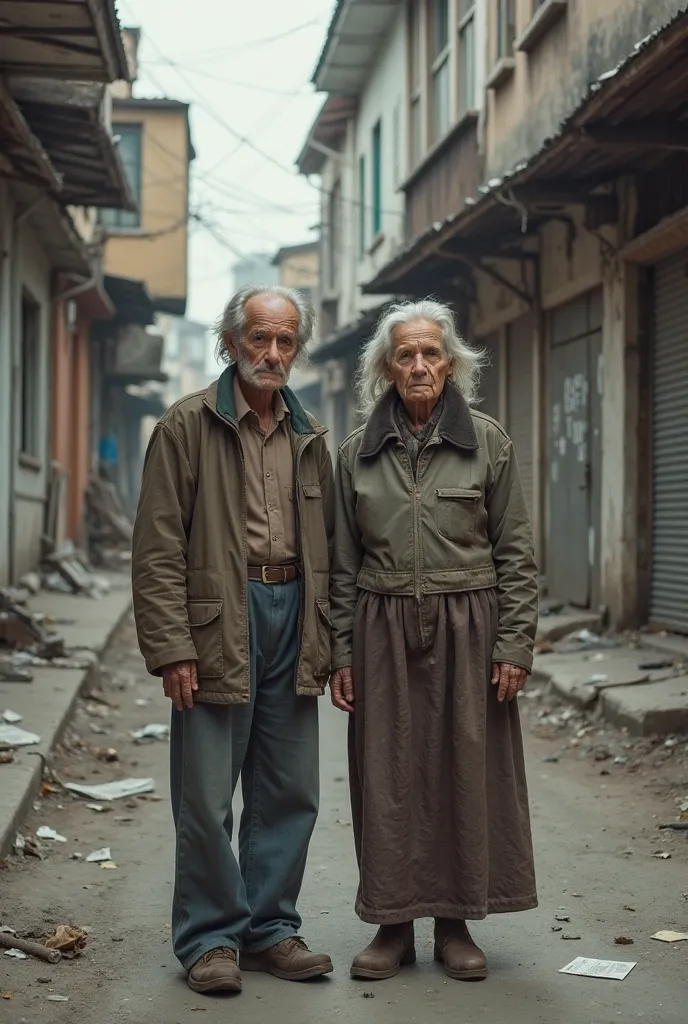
top-left (45, 925), bottom-right (87, 958)
top-left (638, 659), bottom-right (675, 671)
top-left (131, 723), bottom-right (169, 742)
top-left (652, 851), bottom-right (671, 859)
top-left (1, 710), bottom-right (22, 724)
top-left (46, 995), bottom-right (69, 1002)
top-left (94, 747), bottom-right (119, 763)
top-left (614, 937), bottom-right (634, 945)
top-left (562, 935), bottom-right (581, 941)
top-left (0, 725), bottom-right (41, 747)
top-left (63, 777), bottom-right (155, 801)
top-left (0, 658), bottom-right (34, 683)
top-left (651, 931), bottom-right (688, 943)
top-left (134, 698), bottom-right (150, 707)
top-left (555, 914), bottom-right (570, 922)
top-left (86, 847), bottom-right (112, 864)
top-left (551, 926), bottom-right (563, 933)
top-left (623, 906), bottom-right (636, 913)
top-left (36, 826), bottom-right (67, 843)
top-left (336, 819), bottom-right (351, 826)
top-left (541, 755), bottom-right (559, 763)
top-left (658, 822), bottom-right (688, 832)
top-left (0, 751), bottom-right (14, 764)
top-left (99, 861), bottom-right (118, 870)
top-left (362, 991), bottom-right (375, 998)
top-left (44, 543), bottom-right (111, 599)
top-left (0, 932), bottom-right (61, 964)
top-left (86, 804), bottom-right (109, 814)
top-left (560, 957), bottom-right (636, 981)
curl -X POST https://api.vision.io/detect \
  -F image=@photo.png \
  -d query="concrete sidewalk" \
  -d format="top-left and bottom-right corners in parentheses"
top-left (0, 572), bottom-right (131, 857)
top-left (534, 612), bottom-right (688, 736)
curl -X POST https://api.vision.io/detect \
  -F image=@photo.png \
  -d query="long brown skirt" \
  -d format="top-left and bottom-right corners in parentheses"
top-left (348, 588), bottom-right (537, 924)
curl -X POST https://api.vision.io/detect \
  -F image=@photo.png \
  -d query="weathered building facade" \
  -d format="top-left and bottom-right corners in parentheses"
top-left (301, 0), bottom-right (688, 633)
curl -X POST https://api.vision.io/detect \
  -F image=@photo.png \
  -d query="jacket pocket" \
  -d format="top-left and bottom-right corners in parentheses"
top-left (315, 598), bottom-right (332, 678)
top-left (436, 488), bottom-right (480, 544)
top-left (187, 599), bottom-right (223, 679)
top-left (302, 483), bottom-right (322, 499)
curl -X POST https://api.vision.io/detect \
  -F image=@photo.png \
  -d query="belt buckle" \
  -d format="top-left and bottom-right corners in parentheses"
top-left (261, 565), bottom-right (286, 584)
top-left (261, 565), bottom-right (272, 584)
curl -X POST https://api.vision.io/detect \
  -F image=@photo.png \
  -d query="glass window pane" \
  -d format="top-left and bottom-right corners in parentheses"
top-left (433, 0), bottom-right (449, 57)
top-left (411, 96), bottom-right (422, 167)
top-left (409, 1), bottom-right (421, 89)
top-left (358, 155), bottom-right (366, 258)
top-left (459, 17), bottom-right (476, 115)
top-left (433, 57), bottom-right (450, 142)
top-left (459, 0), bottom-right (475, 16)
top-left (372, 120), bottom-right (382, 235)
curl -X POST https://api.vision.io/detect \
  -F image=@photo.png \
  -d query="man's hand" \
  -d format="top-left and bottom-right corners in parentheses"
top-left (162, 660), bottom-right (198, 711)
top-left (330, 667), bottom-right (355, 713)
top-left (492, 662), bottom-right (527, 703)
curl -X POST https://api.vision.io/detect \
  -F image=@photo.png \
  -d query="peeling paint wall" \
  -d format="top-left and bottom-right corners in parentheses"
top-left (485, 0), bottom-right (686, 180)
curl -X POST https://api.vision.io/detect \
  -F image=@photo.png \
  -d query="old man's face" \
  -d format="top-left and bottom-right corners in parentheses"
top-left (224, 293), bottom-right (300, 391)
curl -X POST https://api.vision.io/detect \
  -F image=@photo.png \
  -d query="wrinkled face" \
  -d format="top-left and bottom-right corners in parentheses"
top-left (386, 319), bottom-right (452, 406)
top-left (224, 294), bottom-right (301, 390)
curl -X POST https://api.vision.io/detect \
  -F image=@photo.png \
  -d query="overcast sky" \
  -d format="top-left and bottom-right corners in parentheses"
top-left (118, 0), bottom-right (333, 331)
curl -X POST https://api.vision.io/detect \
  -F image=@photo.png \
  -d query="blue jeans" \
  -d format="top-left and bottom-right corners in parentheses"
top-left (170, 580), bottom-right (319, 970)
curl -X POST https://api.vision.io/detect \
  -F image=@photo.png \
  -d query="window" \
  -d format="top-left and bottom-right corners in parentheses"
top-left (430, 0), bottom-right (450, 143)
top-left (458, 0), bottom-right (476, 115)
top-left (20, 291), bottom-right (41, 458)
top-left (371, 120), bottom-right (382, 237)
top-left (497, 0), bottom-right (516, 59)
top-left (358, 155), bottom-right (366, 258)
top-left (393, 100), bottom-right (401, 186)
top-left (100, 123), bottom-right (142, 229)
top-left (327, 178), bottom-right (341, 290)
top-left (409, 0), bottom-right (423, 167)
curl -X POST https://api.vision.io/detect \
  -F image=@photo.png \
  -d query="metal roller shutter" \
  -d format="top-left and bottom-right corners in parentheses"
top-left (507, 315), bottom-right (534, 518)
top-left (650, 251), bottom-right (688, 632)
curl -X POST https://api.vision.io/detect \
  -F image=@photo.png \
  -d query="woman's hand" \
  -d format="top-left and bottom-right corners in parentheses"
top-left (330, 667), bottom-right (355, 713)
top-left (492, 662), bottom-right (527, 703)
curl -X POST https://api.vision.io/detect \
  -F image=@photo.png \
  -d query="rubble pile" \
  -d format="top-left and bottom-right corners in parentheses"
top-left (85, 477), bottom-right (133, 568)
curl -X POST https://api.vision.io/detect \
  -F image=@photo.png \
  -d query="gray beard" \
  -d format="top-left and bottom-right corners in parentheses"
top-left (235, 349), bottom-right (289, 389)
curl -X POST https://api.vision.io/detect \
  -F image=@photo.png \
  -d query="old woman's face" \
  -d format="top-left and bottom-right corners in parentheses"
top-left (386, 319), bottom-right (452, 411)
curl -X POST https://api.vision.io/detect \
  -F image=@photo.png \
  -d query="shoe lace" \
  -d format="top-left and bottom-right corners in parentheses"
top-left (200, 947), bottom-right (236, 965)
top-left (282, 936), bottom-right (308, 954)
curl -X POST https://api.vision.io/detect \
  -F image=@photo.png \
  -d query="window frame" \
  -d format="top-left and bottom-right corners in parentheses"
top-left (19, 289), bottom-right (42, 460)
top-left (100, 122), bottom-right (143, 230)
top-left (429, 0), bottom-right (451, 144)
top-left (496, 0), bottom-right (516, 60)
top-left (327, 178), bottom-right (341, 291)
top-left (371, 119), bottom-right (382, 238)
top-left (457, 0), bottom-right (477, 116)
top-left (358, 154), bottom-right (366, 260)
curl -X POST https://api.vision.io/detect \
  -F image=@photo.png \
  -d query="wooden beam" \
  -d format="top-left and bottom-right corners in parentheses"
top-left (581, 120), bottom-right (688, 152)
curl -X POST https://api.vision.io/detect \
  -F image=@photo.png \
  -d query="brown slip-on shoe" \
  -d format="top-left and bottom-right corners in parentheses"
top-left (187, 947), bottom-right (242, 994)
top-left (241, 936), bottom-right (333, 981)
top-left (434, 920), bottom-right (487, 981)
top-left (350, 923), bottom-right (416, 980)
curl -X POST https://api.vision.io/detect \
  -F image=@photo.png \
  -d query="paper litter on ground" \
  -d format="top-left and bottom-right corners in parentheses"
top-left (0, 725), bottom-right (41, 747)
top-left (1, 710), bottom-right (22, 724)
top-left (3, 949), bottom-right (28, 960)
top-left (86, 847), bottom-right (112, 863)
top-left (651, 930), bottom-right (688, 943)
top-left (36, 826), bottom-right (67, 843)
top-left (560, 957), bottom-right (637, 981)
top-left (63, 777), bottom-right (154, 801)
top-left (131, 724), bottom-right (169, 741)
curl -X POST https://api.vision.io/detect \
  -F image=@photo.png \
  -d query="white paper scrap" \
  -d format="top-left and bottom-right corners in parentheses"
top-left (651, 930), bottom-right (688, 943)
top-left (86, 847), bottom-right (112, 863)
top-left (560, 957), bottom-right (637, 981)
top-left (1, 710), bottom-right (22, 724)
top-left (131, 724), bottom-right (169, 741)
top-left (36, 826), bottom-right (67, 843)
top-left (0, 725), bottom-right (41, 747)
top-left (4, 949), bottom-right (28, 959)
top-left (63, 778), bottom-right (155, 801)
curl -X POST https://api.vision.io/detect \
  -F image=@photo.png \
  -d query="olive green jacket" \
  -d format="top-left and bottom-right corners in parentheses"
top-left (132, 365), bottom-right (334, 704)
top-left (330, 383), bottom-right (538, 673)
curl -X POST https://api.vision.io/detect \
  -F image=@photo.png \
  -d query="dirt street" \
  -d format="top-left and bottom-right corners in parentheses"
top-left (1, 616), bottom-right (687, 1024)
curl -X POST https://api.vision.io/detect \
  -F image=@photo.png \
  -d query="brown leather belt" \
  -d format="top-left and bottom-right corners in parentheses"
top-left (247, 564), bottom-right (300, 584)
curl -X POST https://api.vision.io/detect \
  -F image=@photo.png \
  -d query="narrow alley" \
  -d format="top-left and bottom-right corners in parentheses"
top-left (1, 614), bottom-right (686, 1024)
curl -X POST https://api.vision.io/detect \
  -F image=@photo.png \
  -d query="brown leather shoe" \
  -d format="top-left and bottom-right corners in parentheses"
top-left (188, 947), bottom-right (242, 994)
top-left (241, 936), bottom-right (333, 981)
top-left (350, 923), bottom-right (416, 980)
top-left (434, 920), bottom-right (487, 980)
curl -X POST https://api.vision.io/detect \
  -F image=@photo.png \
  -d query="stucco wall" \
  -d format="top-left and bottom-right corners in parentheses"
top-left (485, 0), bottom-right (686, 179)
top-left (104, 105), bottom-right (189, 306)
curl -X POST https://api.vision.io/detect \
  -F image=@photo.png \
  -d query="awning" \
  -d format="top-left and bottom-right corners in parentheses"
top-left (363, 9), bottom-right (688, 295)
top-left (103, 275), bottom-right (156, 327)
top-left (0, 78), bottom-right (61, 190)
top-left (13, 187), bottom-right (91, 276)
top-left (312, 0), bottom-right (402, 93)
top-left (296, 94), bottom-right (357, 175)
top-left (10, 78), bottom-right (136, 210)
top-left (107, 325), bottom-right (167, 384)
top-left (0, 0), bottom-right (129, 82)
top-left (310, 302), bottom-right (391, 364)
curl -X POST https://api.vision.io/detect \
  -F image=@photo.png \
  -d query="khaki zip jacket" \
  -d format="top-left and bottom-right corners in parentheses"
top-left (132, 365), bottom-right (334, 704)
top-left (330, 383), bottom-right (538, 673)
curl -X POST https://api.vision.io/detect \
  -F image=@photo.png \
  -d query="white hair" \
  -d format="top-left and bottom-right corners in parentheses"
top-left (356, 299), bottom-right (486, 418)
top-left (213, 284), bottom-right (316, 366)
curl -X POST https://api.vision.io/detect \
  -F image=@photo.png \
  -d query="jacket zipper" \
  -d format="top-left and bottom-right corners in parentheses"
top-left (293, 433), bottom-right (318, 688)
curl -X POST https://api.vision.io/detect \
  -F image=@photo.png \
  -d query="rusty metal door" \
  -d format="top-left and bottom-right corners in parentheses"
top-left (547, 291), bottom-right (603, 608)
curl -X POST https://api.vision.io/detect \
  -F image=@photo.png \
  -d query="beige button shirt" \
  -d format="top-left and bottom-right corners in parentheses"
top-left (234, 376), bottom-right (298, 565)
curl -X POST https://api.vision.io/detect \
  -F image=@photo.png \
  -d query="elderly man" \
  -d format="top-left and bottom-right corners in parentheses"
top-left (132, 285), bottom-right (334, 995)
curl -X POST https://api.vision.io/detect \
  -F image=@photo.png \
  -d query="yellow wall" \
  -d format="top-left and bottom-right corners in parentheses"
top-left (103, 104), bottom-right (190, 307)
top-left (277, 249), bottom-right (319, 290)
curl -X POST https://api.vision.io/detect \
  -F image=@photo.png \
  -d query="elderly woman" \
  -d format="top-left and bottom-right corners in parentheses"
top-left (329, 299), bottom-right (538, 982)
